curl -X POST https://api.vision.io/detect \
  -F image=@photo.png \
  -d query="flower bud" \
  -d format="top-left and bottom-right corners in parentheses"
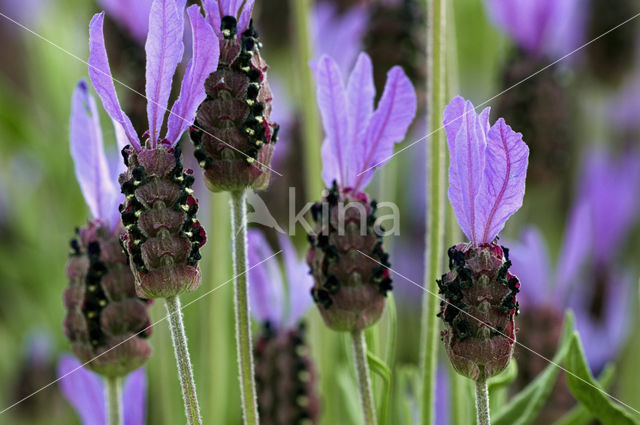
top-left (119, 144), bottom-right (206, 298)
top-left (191, 18), bottom-right (278, 192)
top-left (438, 242), bottom-right (519, 382)
top-left (306, 183), bottom-right (392, 332)
top-left (64, 220), bottom-right (152, 377)
top-left (254, 322), bottom-right (320, 424)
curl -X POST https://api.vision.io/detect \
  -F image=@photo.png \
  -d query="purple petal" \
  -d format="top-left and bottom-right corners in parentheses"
top-left (579, 149), bottom-right (640, 265)
top-left (484, 0), bottom-right (584, 57)
top-left (57, 355), bottom-right (105, 425)
top-left (70, 81), bottom-right (119, 230)
top-left (444, 97), bottom-right (487, 243)
top-left (435, 367), bottom-right (450, 425)
top-left (145, 0), bottom-right (185, 146)
top-left (353, 65), bottom-right (416, 191)
top-left (314, 55), bottom-right (349, 187)
top-left (569, 271), bottom-right (634, 372)
top-left (345, 53), bottom-right (375, 186)
top-left (508, 227), bottom-right (551, 308)
top-left (278, 233), bottom-right (313, 327)
top-left (202, 0), bottom-right (222, 38)
top-left (89, 13), bottom-right (140, 150)
top-left (311, 2), bottom-right (366, 72)
top-left (554, 200), bottom-right (591, 299)
top-left (98, 0), bottom-right (153, 44)
top-left (247, 229), bottom-right (284, 328)
top-left (123, 368), bottom-right (147, 425)
top-left (165, 5), bottom-right (219, 145)
top-left (475, 118), bottom-right (529, 243)
top-left (237, 0), bottom-right (255, 34)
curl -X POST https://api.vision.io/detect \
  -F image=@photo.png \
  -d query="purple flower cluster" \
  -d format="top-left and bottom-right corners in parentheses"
top-left (88, 0), bottom-right (219, 298)
top-left (247, 230), bottom-right (319, 424)
top-left (306, 52), bottom-right (416, 332)
top-left (440, 96), bottom-right (529, 381)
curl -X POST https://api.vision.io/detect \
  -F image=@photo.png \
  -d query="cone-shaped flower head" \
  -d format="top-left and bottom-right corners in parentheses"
top-left (439, 96), bottom-right (529, 382)
top-left (58, 355), bottom-right (147, 425)
top-left (189, 0), bottom-right (279, 192)
top-left (88, 1), bottom-right (219, 298)
top-left (64, 82), bottom-right (152, 377)
top-left (306, 53), bottom-right (417, 332)
top-left (247, 230), bottom-right (320, 424)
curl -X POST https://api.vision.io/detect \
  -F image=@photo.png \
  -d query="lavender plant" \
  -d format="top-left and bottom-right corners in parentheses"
top-left (307, 52), bottom-right (416, 424)
top-left (439, 96), bottom-right (529, 425)
top-left (247, 230), bottom-right (320, 424)
top-left (188, 2), bottom-right (277, 423)
top-left (86, 2), bottom-right (219, 424)
top-left (63, 81), bottom-right (152, 425)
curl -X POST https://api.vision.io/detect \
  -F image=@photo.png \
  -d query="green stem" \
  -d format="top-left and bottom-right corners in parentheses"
top-left (165, 296), bottom-right (202, 425)
top-left (105, 376), bottom-right (122, 425)
top-left (419, 0), bottom-right (447, 424)
top-left (475, 380), bottom-right (491, 425)
top-left (351, 330), bottom-right (378, 425)
top-left (290, 0), bottom-right (323, 198)
top-left (230, 190), bottom-right (259, 425)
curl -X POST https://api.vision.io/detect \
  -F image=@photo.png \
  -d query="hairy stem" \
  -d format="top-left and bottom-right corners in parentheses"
top-left (352, 330), bottom-right (378, 425)
top-left (419, 0), bottom-right (447, 424)
top-left (475, 380), bottom-right (491, 425)
top-left (165, 296), bottom-right (202, 425)
top-left (105, 376), bottom-right (122, 425)
top-left (290, 0), bottom-right (323, 198)
top-left (230, 190), bottom-right (259, 425)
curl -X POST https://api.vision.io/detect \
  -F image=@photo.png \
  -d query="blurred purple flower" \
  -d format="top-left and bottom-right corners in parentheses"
top-left (98, 0), bottom-right (153, 44)
top-left (484, 0), bottom-right (585, 58)
top-left (58, 355), bottom-right (147, 425)
top-left (311, 2), bottom-right (367, 72)
top-left (89, 0), bottom-right (218, 150)
top-left (70, 80), bottom-right (127, 232)
top-left (443, 96), bottom-right (529, 244)
top-left (248, 230), bottom-right (313, 330)
top-left (314, 52), bottom-right (417, 192)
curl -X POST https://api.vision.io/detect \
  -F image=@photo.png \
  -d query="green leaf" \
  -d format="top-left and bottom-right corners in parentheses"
top-left (368, 351), bottom-right (392, 425)
top-left (493, 311), bottom-right (575, 425)
top-left (565, 334), bottom-right (640, 425)
top-left (553, 364), bottom-right (616, 425)
top-left (488, 359), bottom-right (519, 392)
top-left (394, 365), bottom-right (421, 425)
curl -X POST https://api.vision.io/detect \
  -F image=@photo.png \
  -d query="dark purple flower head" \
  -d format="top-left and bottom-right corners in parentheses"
top-left (443, 96), bottom-right (529, 245)
top-left (98, 0), bottom-right (153, 44)
top-left (89, 0), bottom-right (219, 298)
top-left (248, 230), bottom-right (313, 331)
top-left (66, 82), bottom-right (152, 377)
top-left (484, 0), bottom-right (584, 58)
top-left (247, 230), bottom-right (320, 424)
top-left (58, 356), bottom-right (147, 425)
top-left (314, 52), bottom-right (417, 193)
top-left (191, 0), bottom-right (279, 192)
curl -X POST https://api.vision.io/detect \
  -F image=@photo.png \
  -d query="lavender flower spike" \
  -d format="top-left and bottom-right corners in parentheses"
top-left (192, 0), bottom-right (278, 192)
top-left (65, 82), bottom-right (151, 378)
top-left (247, 230), bottom-right (319, 424)
top-left (89, 1), bottom-right (219, 298)
top-left (58, 355), bottom-right (147, 425)
top-left (438, 96), bottom-right (529, 383)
